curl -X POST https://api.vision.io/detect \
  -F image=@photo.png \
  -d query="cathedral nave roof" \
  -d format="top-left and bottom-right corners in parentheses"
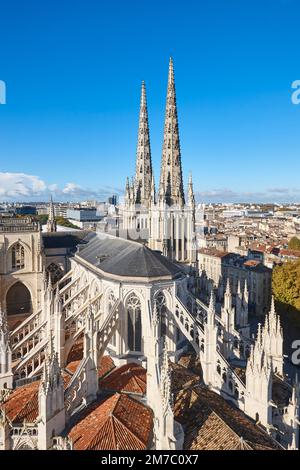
top-left (76, 232), bottom-right (183, 280)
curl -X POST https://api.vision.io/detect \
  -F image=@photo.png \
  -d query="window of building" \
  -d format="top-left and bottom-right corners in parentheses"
top-left (155, 292), bottom-right (167, 337)
top-left (46, 263), bottom-right (64, 284)
top-left (107, 291), bottom-right (116, 347)
top-left (11, 243), bottom-right (25, 270)
top-left (127, 294), bottom-right (142, 352)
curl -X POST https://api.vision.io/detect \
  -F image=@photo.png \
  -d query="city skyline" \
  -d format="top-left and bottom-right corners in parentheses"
top-left (0, 0), bottom-right (300, 203)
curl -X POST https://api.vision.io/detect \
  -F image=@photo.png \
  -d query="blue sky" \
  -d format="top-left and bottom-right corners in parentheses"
top-left (0, 0), bottom-right (300, 202)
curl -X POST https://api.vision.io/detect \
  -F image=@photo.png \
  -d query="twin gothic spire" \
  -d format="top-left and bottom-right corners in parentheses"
top-left (131, 58), bottom-right (187, 207)
top-left (135, 81), bottom-right (153, 206)
top-left (159, 57), bottom-right (185, 206)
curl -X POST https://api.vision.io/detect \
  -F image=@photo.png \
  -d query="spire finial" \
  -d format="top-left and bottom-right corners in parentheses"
top-left (168, 56), bottom-right (174, 83)
top-left (141, 80), bottom-right (146, 106)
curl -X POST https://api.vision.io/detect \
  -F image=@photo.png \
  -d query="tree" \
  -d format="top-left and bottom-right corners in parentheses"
top-left (272, 260), bottom-right (300, 311)
top-left (55, 217), bottom-right (78, 229)
top-left (288, 236), bottom-right (300, 251)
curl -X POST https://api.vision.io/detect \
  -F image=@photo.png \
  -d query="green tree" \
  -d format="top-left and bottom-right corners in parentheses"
top-left (272, 260), bottom-right (300, 311)
top-left (288, 236), bottom-right (300, 251)
top-left (55, 216), bottom-right (78, 229)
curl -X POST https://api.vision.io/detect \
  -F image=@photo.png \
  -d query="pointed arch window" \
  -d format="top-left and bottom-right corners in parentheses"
top-left (11, 243), bottom-right (25, 270)
top-left (155, 292), bottom-right (167, 337)
top-left (127, 294), bottom-right (142, 352)
top-left (108, 291), bottom-right (116, 347)
top-left (46, 263), bottom-right (64, 284)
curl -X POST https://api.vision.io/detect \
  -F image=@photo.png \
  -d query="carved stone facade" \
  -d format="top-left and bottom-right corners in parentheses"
top-left (0, 218), bottom-right (44, 323)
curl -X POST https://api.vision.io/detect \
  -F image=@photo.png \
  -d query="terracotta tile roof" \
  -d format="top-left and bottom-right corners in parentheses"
top-left (66, 355), bottom-right (115, 378)
top-left (198, 248), bottom-right (229, 258)
top-left (1, 381), bottom-right (39, 424)
top-left (68, 393), bottom-right (153, 450)
top-left (170, 362), bottom-right (201, 393)
top-left (280, 249), bottom-right (300, 258)
top-left (174, 385), bottom-right (282, 450)
top-left (66, 337), bottom-right (83, 363)
top-left (65, 360), bottom-right (81, 376)
top-left (243, 259), bottom-right (261, 267)
top-left (98, 355), bottom-right (115, 379)
top-left (177, 352), bottom-right (203, 378)
top-left (100, 363), bottom-right (146, 395)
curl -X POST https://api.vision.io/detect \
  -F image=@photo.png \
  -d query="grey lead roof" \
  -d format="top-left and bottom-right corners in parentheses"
top-left (76, 232), bottom-right (183, 279)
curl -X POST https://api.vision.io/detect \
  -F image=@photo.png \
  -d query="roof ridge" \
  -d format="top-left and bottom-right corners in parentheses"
top-left (95, 232), bottom-right (146, 250)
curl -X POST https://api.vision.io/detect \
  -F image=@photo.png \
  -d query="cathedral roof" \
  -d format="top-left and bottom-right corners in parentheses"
top-left (171, 358), bottom-right (282, 451)
top-left (100, 363), bottom-right (147, 395)
top-left (1, 380), bottom-right (39, 424)
top-left (68, 392), bottom-right (153, 450)
top-left (173, 383), bottom-right (283, 450)
top-left (42, 231), bottom-right (90, 249)
top-left (76, 233), bottom-right (183, 280)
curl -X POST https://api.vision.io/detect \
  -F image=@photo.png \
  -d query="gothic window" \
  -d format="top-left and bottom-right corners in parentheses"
top-left (46, 263), bottom-right (64, 285)
top-left (11, 243), bottom-right (25, 270)
top-left (155, 292), bottom-right (167, 337)
top-left (108, 291), bottom-right (116, 347)
top-left (127, 294), bottom-right (142, 352)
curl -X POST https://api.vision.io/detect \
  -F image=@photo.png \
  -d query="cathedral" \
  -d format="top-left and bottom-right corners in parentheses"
top-left (0, 59), bottom-right (299, 451)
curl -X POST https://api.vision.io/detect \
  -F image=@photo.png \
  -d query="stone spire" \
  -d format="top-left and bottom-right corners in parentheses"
top-left (125, 177), bottom-right (130, 204)
top-left (224, 277), bottom-right (232, 312)
top-left (47, 195), bottom-right (57, 233)
top-left (207, 290), bottom-right (216, 325)
top-left (159, 57), bottom-right (185, 207)
top-left (188, 173), bottom-right (195, 209)
top-left (135, 81), bottom-right (153, 207)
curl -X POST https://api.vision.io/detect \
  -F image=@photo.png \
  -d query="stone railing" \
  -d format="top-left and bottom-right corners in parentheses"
top-left (64, 356), bottom-right (89, 419)
top-left (13, 337), bottom-right (48, 380)
top-left (10, 309), bottom-right (42, 346)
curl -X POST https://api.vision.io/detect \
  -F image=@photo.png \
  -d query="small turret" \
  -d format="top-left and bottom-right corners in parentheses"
top-left (47, 196), bottom-right (57, 233)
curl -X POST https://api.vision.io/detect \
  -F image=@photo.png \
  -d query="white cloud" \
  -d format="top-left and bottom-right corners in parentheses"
top-left (0, 172), bottom-right (124, 201)
top-left (62, 182), bottom-right (83, 194)
top-left (195, 187), bottom-right (300, 203)
top-left (1, 171), bottom-right (298, 204)
top-left (0, 172), bottom-right (46, 198)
